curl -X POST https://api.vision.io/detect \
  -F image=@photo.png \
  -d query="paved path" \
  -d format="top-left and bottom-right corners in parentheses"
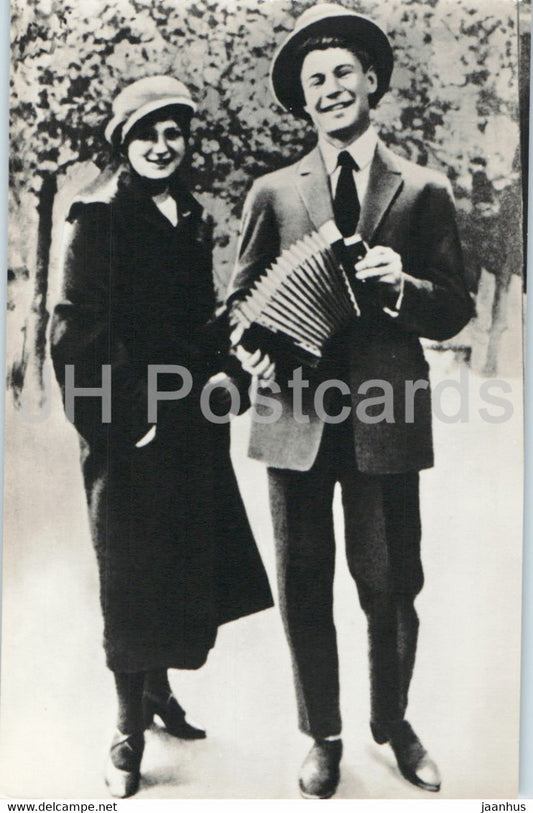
top-left (0, 347), bottom-right (523, 799)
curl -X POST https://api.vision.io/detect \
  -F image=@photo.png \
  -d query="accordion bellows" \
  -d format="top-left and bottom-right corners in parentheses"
top-left (232, 221), bottom-right (363, 366)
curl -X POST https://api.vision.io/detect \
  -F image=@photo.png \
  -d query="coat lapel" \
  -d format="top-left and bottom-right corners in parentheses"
top-left (296, 146), bottom-right (335, 231)
top-left (110, 168), bottom-right (205, 235)
top-left (296, 140), bottom-right (404, 243)
top-left (357, 141), bottom-right (403, 242)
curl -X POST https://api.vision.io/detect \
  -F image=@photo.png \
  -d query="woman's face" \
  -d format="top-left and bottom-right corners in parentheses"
top-left (126, 118), bottom-right (186, 180)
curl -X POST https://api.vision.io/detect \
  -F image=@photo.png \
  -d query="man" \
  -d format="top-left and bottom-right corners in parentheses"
top-left (227, 3), bottom-right (472, 799)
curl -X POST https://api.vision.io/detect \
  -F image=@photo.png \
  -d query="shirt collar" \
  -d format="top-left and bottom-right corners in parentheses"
top-left (319, 124), bottom-right (378, 176)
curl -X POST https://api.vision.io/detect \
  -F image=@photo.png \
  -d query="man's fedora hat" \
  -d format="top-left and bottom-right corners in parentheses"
top-left (105, 75), bottom-right (197, 145)
top-left (270, 3), bottom-right (393, 116)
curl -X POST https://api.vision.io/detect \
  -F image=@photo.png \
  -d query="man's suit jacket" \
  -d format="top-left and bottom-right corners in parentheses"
top-left (227, 139), bottom-right (472, 474)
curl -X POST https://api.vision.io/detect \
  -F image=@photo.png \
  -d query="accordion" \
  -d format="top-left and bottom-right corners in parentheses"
top-left (231, 220), bottom-right (367, 367)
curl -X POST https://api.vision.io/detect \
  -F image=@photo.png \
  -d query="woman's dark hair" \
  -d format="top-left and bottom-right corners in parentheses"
top-left (113, 104), bottom-right (193, 157)
top-left (294, 34), bottom-right (377, 112)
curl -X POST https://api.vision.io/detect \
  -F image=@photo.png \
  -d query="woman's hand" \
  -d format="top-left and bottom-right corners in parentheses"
top-left (135, 425), bottom-right (157, 448)
top-left (204, 371), bottom-right (244, 417)
top-left (230, 325), bottom-right (276, 384)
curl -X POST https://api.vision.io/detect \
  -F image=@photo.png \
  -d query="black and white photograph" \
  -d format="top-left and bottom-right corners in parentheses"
top-left (2, 0), bottom-right (527, 800)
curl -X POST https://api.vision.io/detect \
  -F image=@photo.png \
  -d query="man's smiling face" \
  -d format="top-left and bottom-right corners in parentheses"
top-left (301, 47), bottom-right (377, 145)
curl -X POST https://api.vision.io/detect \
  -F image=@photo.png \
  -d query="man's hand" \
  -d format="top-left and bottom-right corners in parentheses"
top-left (231, 325), bottom-right (276, 384)
top-left (355, 246), bottom-right (404, 294)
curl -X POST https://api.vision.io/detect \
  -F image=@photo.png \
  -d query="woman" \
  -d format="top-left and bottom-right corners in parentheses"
top-left (50, 75), bottom-right (273, 798)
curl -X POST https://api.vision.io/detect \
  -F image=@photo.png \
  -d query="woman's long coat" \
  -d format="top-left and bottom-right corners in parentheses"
top-left (51, 167), bottom-right (273, 673)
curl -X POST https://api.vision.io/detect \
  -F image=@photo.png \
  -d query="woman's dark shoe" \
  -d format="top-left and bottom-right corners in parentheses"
top-left (142, 691), bottom-right (206, 740)
top-left (104, 730), bottom-right (144, 798)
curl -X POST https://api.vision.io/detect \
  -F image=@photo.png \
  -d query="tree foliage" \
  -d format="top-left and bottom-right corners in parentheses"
top-left (9, 0), bottom-right (524, 293)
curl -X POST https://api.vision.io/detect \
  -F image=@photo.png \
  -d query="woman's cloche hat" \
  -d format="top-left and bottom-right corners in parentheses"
top-left (105, 75), bottom-right (197, 145)
top-left (270, 3), bottom-right (393, 116)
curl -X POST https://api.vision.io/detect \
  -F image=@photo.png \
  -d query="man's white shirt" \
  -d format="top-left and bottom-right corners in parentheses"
top-left (318, 125), bottom-right (404, 316)
top-left (319, 124), bottom-right (378, 206)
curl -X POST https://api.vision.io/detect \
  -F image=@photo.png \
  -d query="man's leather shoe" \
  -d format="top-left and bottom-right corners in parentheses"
top-left (299, 738), bottom-right (342, 799)
top-left (374, 720), bottom-right (441, 792)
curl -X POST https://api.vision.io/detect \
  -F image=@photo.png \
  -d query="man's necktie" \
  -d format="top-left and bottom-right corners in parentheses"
top-left (333, 150), bottom-right (360, 238)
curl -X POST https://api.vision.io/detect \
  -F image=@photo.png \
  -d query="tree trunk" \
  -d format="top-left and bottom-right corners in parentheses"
top-left (11, 172), bottom-right (57, 408)
top-left (482, 275), bottom-right (511, 378)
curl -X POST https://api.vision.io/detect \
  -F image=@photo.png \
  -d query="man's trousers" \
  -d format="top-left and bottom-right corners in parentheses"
top-left (267, 419), bottom-right (425, 740)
